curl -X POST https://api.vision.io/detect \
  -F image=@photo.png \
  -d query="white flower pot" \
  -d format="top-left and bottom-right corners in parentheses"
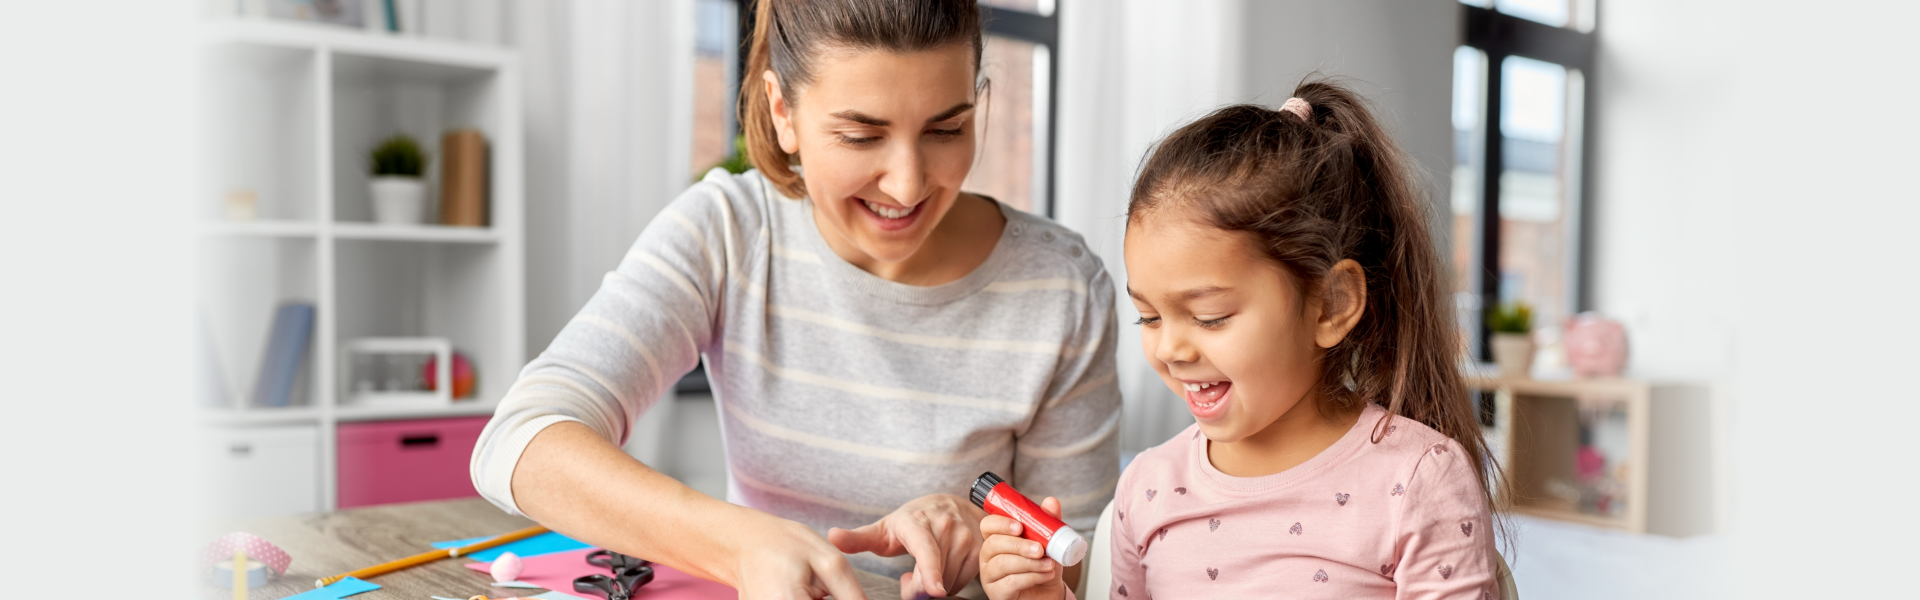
top-left (1491, 332), bottom-right (1535, 379)
top-left (370, 176), bottom-right (428, 225)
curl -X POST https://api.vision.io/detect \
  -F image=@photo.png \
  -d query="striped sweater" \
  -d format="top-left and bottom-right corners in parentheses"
top-left (471, 169), bottom-right (1121, 577)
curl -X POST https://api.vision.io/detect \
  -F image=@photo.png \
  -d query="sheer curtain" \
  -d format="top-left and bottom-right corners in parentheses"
top-left (508, 0), bottom-right (695, 465)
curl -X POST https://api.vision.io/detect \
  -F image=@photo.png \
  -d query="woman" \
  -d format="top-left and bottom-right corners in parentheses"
top-left (468, 1), bottom-right (1120, 599)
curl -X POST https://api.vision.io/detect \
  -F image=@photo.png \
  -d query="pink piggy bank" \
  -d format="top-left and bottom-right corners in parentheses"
top-left (1563, 312), bottom-right (1628, 378)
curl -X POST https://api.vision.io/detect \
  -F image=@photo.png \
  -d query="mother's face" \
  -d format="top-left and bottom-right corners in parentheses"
top-left (766, 44), bottom-right (978, 265)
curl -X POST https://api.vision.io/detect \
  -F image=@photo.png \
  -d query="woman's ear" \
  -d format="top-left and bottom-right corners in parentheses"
top-left (764, 71), bottom-right (800, 155)
top-left (1314, 259), bottom-right (1367, 349)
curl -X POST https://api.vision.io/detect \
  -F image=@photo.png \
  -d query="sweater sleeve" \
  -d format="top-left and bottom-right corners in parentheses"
top-left (1009, 253), bottom-right (1123, 533)
top-left (469, 171), bottom-right (754, 516)
top-left (1393, 439), bottom-right (1497, 600)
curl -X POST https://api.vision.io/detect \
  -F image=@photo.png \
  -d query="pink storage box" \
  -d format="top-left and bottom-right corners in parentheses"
top-left (336, 416), bottom-right (489, 508)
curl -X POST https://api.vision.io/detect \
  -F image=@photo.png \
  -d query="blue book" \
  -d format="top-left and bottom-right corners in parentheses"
top-left (252, 302), bottom-right (315, 408)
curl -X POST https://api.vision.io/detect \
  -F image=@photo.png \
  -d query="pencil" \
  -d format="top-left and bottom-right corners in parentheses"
top-left (315, 525), bottom-right (551, 587)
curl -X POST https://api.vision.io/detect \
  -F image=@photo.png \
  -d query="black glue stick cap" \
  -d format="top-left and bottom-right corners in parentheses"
top-left (970, 471), bottom-right (1004, 509)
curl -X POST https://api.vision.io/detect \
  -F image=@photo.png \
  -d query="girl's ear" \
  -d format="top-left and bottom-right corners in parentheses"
top-left (1314, 259), bottom-right (1367, 349)
top-left (765, 71), bottom-right (800, 155)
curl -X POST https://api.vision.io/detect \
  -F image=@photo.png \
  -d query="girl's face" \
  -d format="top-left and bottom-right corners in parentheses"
top-left (1123, 214), bottom-right (1366, 445)
top-left (766, 45), bottom-right (978, 266)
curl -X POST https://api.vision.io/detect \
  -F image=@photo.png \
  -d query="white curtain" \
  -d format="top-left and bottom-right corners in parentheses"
top-left (508, 0), bottom-right (695, 464)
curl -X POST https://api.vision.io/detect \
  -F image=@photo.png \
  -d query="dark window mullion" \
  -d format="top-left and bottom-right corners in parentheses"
top-left (1477, 49), bottom-right (1506, 362)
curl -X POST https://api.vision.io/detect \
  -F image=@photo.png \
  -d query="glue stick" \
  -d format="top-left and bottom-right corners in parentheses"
top-left (969, 471), bottom-right (1087, 567)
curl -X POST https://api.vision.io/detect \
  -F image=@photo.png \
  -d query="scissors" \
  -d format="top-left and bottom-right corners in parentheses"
top-left (586, 549), bottom-right (651, 571)
top-left (574, 550), bottom-right (655, 600)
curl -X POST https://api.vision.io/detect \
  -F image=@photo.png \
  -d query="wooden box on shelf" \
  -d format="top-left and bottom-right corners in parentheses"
top-left (1472, 376), bottom-right (1717, 537)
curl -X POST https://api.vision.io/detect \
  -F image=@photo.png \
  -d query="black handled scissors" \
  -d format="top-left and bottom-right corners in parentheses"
top-left (575, 550), bottom-right (654, 600)
top-left (573, 565), bottom-right (654, 600)
top-left (585, 549), bottom-right (651, 571)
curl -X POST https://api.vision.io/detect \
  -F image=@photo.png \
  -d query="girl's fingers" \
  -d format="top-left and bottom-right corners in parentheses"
top-left (986, 569), bottom-right (1058, 593)
top-left (980, 532), bottom-right (1046, 561)
top-left (1041, 496), bottom-right (1062, 519)
top-left (979, 514), bottom-right (1022, 538)
top-left (981, 552), bottom-right (1055, 584)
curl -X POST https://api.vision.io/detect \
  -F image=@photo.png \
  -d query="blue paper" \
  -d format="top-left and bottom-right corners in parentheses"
top-left (431, 531), bottom-right (591, 561)
top-left (279, 577), bottom-right (380, 600)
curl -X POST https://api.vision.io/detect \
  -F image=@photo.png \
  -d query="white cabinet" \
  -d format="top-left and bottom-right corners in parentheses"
top-left (201, 424), bottom-right (320, 519)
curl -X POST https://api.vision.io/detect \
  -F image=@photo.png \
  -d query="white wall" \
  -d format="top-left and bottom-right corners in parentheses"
top-left (1593, 0), bottom-right (1920, 596)
top-left (1056, 0), bottom-right (1458, 454)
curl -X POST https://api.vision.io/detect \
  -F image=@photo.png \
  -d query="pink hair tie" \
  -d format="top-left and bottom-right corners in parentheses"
top-left (1280, 97), bottom-right (1312, 122)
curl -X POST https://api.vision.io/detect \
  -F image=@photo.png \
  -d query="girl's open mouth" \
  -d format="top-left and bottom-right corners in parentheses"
top-left (1182, 380), bottom-right (1232, 420)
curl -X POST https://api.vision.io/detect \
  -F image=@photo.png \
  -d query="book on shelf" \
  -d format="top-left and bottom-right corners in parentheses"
top-left (252, 302), bottom-right (315, 408)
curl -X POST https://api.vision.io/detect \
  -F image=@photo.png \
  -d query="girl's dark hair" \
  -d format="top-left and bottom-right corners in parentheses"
top-left (739, 0), bottom-right (983, 198)
top-left (1128, 80), bottom-right (1504, 511)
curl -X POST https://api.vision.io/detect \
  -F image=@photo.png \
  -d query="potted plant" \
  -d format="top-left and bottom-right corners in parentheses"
top-left (369, 134), bottom-right (429, 225)
top-left (1488, 301), bottom-right (1534, 379)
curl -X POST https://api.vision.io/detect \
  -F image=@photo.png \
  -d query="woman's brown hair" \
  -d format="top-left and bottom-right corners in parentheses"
top-left (1128, 80), bottom-right (1505, 512)
top-left (738, 0), bottom-right (984, 198)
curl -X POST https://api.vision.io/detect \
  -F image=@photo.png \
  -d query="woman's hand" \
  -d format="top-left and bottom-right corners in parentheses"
top-left (978, 496), bottom-right (1068, 600)
top-left (828, 493), bottom-right (986, 599)
top-left (732, 511), bottom-right (870, 600)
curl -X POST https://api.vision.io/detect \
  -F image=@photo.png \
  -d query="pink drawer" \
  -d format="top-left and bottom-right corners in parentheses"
top-left (336, 416), bottom-right (489, 508)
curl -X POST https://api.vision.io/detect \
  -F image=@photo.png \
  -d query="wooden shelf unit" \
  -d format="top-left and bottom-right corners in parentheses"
top-left (1473, 376), bottom-right (1717, 536)
top-left (195, 18), bottom-right (523, 516)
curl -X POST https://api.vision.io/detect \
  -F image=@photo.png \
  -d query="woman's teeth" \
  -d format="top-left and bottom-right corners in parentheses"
top-left (863, 200), bottom-right (913, 219)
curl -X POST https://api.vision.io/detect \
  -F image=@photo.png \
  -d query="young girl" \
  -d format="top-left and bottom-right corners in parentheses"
top-left (979, 81), bottom-right (1500, 599)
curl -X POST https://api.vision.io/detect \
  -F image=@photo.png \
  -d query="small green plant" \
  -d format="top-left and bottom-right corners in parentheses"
top-left (1488, 301), bottom-right (1534, 334)
top-left (370, 134), bottom-right (428, 177)
top-left (711, 134), bottom-right (752, 178)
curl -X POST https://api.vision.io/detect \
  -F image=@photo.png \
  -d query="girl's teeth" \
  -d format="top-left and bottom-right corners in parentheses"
top-left (863, 200), bottom-right (912, 219)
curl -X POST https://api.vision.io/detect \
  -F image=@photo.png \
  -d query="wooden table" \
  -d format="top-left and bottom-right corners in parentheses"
top-left (199, 497), bottom-right (906, 600)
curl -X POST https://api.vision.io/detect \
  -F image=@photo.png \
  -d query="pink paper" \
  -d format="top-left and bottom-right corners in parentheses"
top-left (467, 548), bottom-right (738, 600)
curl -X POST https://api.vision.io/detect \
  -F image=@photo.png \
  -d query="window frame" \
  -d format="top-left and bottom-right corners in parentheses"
top-left (1460, 3), bottom-right (1598, 359)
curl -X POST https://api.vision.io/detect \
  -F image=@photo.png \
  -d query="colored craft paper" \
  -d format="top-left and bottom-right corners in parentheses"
top-left (532, 592), bottom-right (594, 600)
top-left (431, 531), bottom-right (591, 561)
top-left (464, 548), bottom-right (738, 599)
top-left (277, 577), bottom-right (380, 600)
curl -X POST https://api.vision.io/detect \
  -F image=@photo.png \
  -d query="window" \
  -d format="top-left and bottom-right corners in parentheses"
top-left (1454, 1), bottom-right (1596, 359)
top-left (967, 3), bottom-right (1057, 215)
top-left (690, 0), bottom-right (739, 180)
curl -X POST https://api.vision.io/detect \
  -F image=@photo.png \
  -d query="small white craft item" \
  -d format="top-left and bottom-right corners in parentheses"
top-left (490, 551), bottom-right (525, 583)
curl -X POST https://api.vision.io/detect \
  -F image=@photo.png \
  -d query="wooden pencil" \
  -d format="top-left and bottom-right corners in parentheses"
top-left (315, 525), bottom-right (551, 587)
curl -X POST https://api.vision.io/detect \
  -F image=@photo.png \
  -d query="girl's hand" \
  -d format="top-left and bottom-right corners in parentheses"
top-left (828, 493), bottom-right (987, 599)
top-left (732, 512), bottom-right (869, 600)
top-left (978, 496), bottom-right (1069, 600)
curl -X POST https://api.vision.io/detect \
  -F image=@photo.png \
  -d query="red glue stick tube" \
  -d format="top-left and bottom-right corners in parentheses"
top-left (969, 471), bottom-right (1087, 567)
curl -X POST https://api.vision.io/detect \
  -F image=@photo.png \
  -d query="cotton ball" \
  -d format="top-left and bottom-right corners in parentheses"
top-left (490, 552), bottom-right (524, 583)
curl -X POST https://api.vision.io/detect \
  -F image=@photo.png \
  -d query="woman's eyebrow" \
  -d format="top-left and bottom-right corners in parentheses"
top-left (828, 102), bottom-right (974, 127)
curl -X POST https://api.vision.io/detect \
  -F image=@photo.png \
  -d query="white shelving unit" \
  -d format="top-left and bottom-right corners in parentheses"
top-left (196, 18), bottom-right (522, 515)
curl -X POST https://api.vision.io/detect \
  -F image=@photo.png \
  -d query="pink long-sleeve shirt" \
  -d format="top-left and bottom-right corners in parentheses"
top-left (1108, 403), bottom-right (1495, 599)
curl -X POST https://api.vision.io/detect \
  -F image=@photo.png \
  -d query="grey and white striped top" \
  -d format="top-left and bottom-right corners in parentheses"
top-left (470, 169), bottom-right (1121, 577)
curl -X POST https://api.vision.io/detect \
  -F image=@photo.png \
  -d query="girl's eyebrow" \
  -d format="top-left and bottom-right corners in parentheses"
top-left (828, 102), bottom-right (975, 127)
top-left (1126, 285), bottom-right (1231, 302)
